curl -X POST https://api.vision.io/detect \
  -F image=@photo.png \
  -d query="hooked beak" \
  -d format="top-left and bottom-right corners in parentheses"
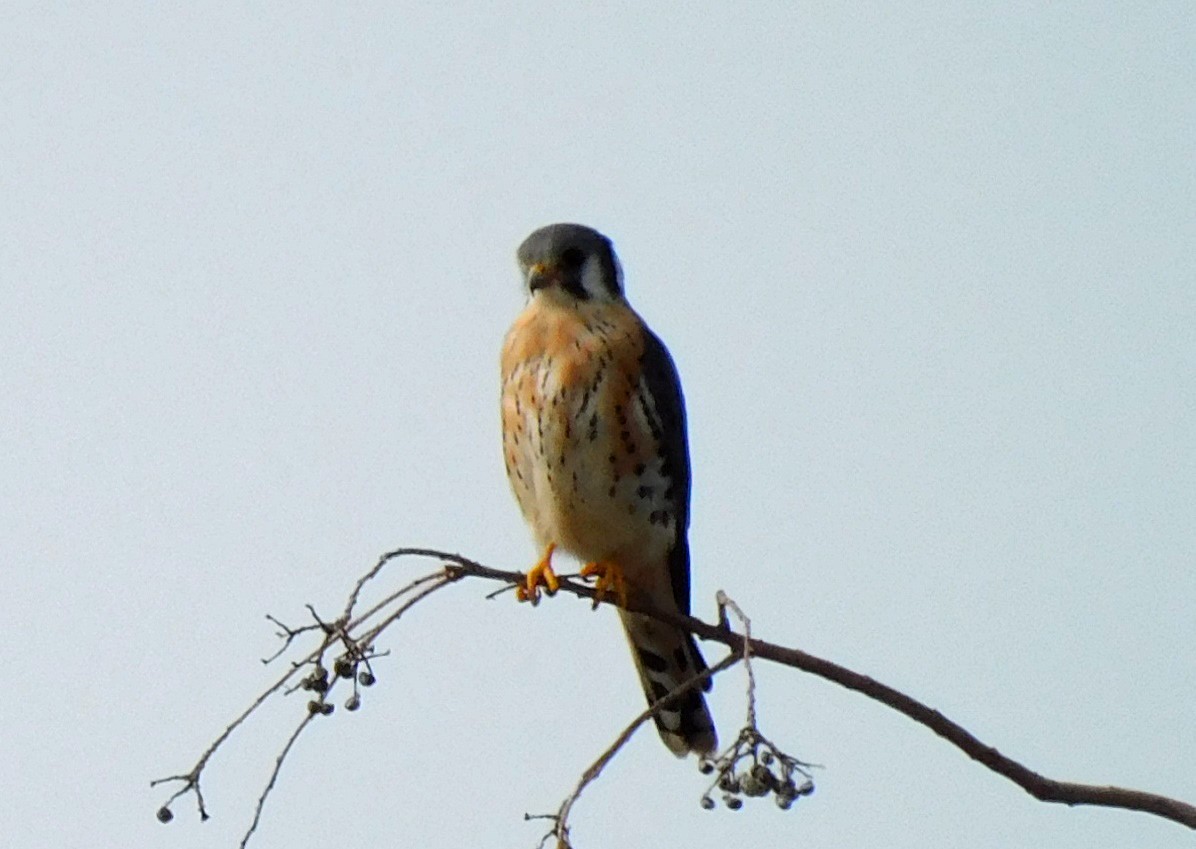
top-left (527, 262), bottom-right (560, 293)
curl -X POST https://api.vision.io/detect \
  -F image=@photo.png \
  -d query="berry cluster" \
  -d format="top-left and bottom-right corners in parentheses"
top-left (698, 728), bottom-right (815, 811)
top-left (298, 653), bottom-right (379, 716)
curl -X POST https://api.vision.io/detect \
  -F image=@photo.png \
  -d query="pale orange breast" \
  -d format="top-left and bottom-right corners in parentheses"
top-left (500, 297), bottom-right (675, 571)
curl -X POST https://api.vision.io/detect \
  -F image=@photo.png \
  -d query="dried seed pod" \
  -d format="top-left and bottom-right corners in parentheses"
top-left (751, 763), bottom-right (773, 783)
top-left (740, 772), bottom-right (769, 797)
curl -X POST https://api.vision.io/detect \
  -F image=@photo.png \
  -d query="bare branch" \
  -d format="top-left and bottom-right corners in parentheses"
top-left (413, 549), bottom-right (1196, 831)
top-left (155, 546), bottom-right (1196, 841)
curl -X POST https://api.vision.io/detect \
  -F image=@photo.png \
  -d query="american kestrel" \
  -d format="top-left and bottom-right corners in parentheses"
top-left (500, 223), bottom-right (717, 756)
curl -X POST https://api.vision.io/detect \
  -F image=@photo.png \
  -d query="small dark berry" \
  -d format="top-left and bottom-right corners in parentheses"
top-left (307, 700), bottom-right (323, 715)
top-left (700, 796), bottom-right (715, 810)
top-left (320, 702), bottom-right (335, 716)
top-left (156, 807), bottom-right (173, 823)
top-left (345, 694), bottom-right (361, 711)
top-left (358, 671), bottom-right (376, 686)
top-left (725, 796), bottom-right (743, 811)
top-left (334, 658), bottom-right (355, 678)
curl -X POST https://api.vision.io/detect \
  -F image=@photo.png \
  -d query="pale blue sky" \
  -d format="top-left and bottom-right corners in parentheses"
top-left (2, 4), bottom-right (1193, 848)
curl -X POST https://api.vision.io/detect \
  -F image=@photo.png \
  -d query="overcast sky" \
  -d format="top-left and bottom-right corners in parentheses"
top-left (2, 4), bottom-right (1193, 848)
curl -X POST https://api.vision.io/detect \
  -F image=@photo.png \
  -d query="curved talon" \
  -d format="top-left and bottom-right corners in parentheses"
top-left (579, 561), bottom-right (629, 609)
top-left (517, 543), bottom-right (560, 605)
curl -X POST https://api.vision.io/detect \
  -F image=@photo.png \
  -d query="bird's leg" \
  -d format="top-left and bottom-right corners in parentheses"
top-left (579, 561), bottom-right (629, 609)
top-left (516, 543), bottom-right (560, 605)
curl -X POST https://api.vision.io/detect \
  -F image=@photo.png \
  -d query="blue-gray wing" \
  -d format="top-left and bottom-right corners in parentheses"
top-left (637, 324), bottom-right (693, 616)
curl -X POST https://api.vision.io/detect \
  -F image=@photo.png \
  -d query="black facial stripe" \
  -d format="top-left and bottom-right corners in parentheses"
top-left (560, 274), bottom-right (590, 300)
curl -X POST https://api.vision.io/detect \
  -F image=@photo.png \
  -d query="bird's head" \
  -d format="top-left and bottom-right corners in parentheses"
top-left (516, 223), bottom-right (624, 304)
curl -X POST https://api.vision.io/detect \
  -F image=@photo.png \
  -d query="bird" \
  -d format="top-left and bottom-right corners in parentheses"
top-left (500, 222), bottom-right (717, 756)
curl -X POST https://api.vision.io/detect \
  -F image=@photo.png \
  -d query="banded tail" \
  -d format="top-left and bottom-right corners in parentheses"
top-left (619, 610), bottom-right (717, 756)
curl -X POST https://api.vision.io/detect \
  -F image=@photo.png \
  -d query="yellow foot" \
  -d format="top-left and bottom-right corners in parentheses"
top-left (579, 561), bottom-right (629, 609)
top-left (516, 543), bottom-right (560, 605)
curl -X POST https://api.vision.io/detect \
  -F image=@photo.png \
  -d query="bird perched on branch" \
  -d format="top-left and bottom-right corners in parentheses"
top-left (500, 223), bottom-right (717, 756)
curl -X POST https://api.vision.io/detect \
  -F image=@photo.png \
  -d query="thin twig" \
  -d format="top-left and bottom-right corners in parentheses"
top-left (716, 591), bottom-right (756, 728)
top-left (344, 570), bottom-right (448, 636)
top-left (239, 714), bottom-right (315, 848)
top-left (551, 653), bottom-right (741, 848)
top-left (340, 546), bottom-right (474, 621)
top-left (150, 645), bottom-right (313, 818)
top-left (354, 574), bottom-right (454, 647)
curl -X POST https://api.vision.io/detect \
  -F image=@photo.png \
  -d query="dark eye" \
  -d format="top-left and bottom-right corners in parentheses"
top-left (560, 247), bottom-right (585, 269)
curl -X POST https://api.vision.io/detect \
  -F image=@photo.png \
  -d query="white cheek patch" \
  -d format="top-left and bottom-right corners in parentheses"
top-left (580, 256), bottom-right (615, 301)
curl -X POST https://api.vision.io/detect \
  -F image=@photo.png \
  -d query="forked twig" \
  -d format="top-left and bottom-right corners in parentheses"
top-left (153, 552), bottom-right (461, 842)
